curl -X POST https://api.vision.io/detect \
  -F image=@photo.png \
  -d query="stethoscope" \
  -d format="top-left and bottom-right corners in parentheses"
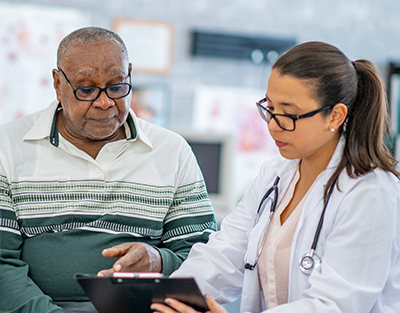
top-left (244, 175), bottom-right (334, 275)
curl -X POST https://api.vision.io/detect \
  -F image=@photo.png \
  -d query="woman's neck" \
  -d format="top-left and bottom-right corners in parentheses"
top-left (299, 136), bottom-right (340, 181)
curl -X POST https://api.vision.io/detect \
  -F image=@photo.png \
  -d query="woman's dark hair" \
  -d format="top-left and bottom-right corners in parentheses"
top-left (272, 41), bottom-right (399, 200)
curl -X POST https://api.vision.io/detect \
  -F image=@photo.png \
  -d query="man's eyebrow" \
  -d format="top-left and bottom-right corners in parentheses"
top-left (75, 68), bottom-right (125, 78)
top-left (108, 68), bottom-right (126, 76)
top-left (75, 69), bottom-right (96, 77)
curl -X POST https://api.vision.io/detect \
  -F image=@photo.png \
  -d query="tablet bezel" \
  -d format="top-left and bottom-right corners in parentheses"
top-left (75, 274), bottom-right (208, 313)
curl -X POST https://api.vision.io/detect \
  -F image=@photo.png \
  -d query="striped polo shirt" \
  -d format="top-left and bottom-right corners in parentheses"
top-left (0, 100), bottom-right (216, 310)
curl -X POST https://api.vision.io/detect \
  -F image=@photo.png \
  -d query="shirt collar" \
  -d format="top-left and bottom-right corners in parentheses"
top-left (23, 100), bottom-right (152, 149)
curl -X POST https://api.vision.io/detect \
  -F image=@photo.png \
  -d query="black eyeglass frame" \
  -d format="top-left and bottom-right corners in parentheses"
top-left (57, 68), bottom-right (132, 102)
top-left (256, 98), bottom-right (336, 131)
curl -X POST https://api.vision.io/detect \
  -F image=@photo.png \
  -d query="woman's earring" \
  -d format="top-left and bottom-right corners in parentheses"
top-left (331, 128), bottom-right (335, 132)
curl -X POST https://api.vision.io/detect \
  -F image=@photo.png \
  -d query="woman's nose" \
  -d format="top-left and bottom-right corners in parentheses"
top-left (268, 117), bottom-right (283, 132)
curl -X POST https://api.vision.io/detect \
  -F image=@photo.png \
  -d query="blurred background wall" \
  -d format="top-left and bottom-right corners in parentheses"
top-left (2, 1), bottom-right (400, 311)
top-left (1, 0), bottom-right (400, 217)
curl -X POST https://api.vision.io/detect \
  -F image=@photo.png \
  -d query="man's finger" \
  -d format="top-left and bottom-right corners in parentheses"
top-left (102, 242), bottom-right (133, 258)
top-left (113, 250), bottom-right (142, 272)
top-left (97, 268), bottom-right (115, 277)
top-left (101, 242), bottom-right (161, 273)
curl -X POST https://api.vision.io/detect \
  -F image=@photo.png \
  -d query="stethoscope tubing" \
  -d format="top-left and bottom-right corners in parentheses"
top-left (244, 176), bottom-right (280, 270)
top-left (254, 176), bottom-right (280, 225)
top-left (245, 175), bottom-right (334, 275)
top-left (310, 186), bottom-right (334, 251)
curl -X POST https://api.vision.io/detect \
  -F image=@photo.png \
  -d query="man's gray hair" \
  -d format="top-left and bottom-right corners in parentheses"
top-left (57, 26), bottom-right (129, 67)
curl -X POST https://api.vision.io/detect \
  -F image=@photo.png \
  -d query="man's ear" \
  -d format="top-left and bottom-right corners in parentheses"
top-left (52, 69), bottom-right (62, 102)
top-left (329, 103), bottom-right (348, 130)
top-left (128, 63), bottom-right (133, 76)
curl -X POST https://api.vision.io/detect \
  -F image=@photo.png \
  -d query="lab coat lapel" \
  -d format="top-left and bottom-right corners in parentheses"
top-left (296, 137), bottom-right (344, 221)
top-left (245, 157), bottom-right (300, 265)
top-left (288, 138), bottom-right (345, 300)
top-left (241, 158), bottom-right (298, 312)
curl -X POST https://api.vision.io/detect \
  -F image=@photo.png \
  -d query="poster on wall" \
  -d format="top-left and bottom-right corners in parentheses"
top-left (0, 3), bottom-right (89, 125)
top-left (193, 85), bottom-right (280, 207)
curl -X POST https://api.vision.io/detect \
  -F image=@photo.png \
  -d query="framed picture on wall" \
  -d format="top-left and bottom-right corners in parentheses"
top-left (130, 83), bottom-right (171, 128)
top-left (113, 18), bottom-right (174, 75)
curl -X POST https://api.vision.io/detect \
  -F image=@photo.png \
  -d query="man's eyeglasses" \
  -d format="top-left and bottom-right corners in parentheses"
top-left (57, 68), bottom-right (132, 101)
top-left (256, 98), bottom-right (336, 131)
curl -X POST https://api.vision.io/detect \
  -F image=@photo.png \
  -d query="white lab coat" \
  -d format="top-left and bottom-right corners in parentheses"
top-left (172, 139), bottom-right (400, 313)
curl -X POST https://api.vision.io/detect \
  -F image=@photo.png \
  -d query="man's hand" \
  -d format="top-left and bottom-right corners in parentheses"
top-left (97, 242), bottom-right (162, 276)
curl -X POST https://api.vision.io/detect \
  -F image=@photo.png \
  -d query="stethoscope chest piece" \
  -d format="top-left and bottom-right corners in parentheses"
top-left (299, 250), bottom-right (321, 275)
top-left (298, 186), bottom-right (334, 275)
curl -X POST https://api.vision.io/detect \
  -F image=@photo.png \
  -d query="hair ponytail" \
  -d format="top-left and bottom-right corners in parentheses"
top-left (273, 42), bottom-right (399, 201)
top-left (325, 60), bottom-right (400, 198)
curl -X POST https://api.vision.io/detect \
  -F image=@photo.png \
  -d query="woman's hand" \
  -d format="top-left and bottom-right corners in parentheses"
top-left (151, 294), bottom-right (228, 313)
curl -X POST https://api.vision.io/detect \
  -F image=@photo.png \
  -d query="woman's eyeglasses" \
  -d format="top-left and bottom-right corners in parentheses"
top-left (256, 98), bottom-right (336, 131)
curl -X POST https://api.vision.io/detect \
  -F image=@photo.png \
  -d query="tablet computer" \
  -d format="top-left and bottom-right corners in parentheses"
top-left (75, 273), bottom-right (208, 313)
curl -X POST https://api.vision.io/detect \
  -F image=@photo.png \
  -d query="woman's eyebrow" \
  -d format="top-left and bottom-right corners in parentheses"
top-left (265, 95), bottom-right (299, 109)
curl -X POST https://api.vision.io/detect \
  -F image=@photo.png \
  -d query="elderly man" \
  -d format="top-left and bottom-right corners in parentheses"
top-left (0, 27), bottom-right (216, 312)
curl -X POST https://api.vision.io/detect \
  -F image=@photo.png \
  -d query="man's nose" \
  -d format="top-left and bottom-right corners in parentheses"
top-left (92, 90), bottom-right (114, 109)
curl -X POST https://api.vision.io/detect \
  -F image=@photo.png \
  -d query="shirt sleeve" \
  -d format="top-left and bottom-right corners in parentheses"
top-left (0, 171), bottom-right (64, 313)
top-left (158, 145), bottom-right (217, 276)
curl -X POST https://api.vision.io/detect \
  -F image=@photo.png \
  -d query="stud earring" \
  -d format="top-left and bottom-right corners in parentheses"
top-left (331, 128), bottom-right (335, 132)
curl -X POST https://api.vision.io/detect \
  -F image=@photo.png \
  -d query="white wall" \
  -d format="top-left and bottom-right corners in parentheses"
top-left (1, 0), bottom-right (399, 127)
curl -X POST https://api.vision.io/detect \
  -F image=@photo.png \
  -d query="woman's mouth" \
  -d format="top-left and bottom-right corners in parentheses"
top-left (274, 140), bottom-right (288, 148)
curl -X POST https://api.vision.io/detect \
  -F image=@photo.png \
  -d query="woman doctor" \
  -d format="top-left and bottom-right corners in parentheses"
top-left (151, 41), bottom-right (400, 313)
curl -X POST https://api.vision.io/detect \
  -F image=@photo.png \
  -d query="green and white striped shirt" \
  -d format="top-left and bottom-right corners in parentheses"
top-left (0, 100), bottom-right (216, 312)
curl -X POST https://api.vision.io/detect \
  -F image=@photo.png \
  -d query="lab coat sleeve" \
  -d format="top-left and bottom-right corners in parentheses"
top-left (266, 172), bottom-right (400, 313)
top-left (171, 160), bottom-right (278, 304)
